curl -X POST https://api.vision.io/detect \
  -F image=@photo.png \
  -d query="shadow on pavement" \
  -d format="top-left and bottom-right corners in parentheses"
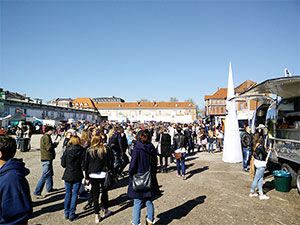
top-left (32, 190), bottom-right (65, 208)
top-left (156, 195), bottom-right (206, 224)
top-left (186, 166), bottom-right (209, 179)
top-left (31, 193), bottom-right (65, 219)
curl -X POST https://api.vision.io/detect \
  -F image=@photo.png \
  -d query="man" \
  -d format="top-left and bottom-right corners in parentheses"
top-left (119, 127), bottom-right (129, 176)
top-left (108, 126), bottom-right (124, 175)
top-left (0, 135), bottom-right (32, 224)
top-left (241, 126), bottom-right (253, 171)
top-left (33, 126), bottom-right (58, 198)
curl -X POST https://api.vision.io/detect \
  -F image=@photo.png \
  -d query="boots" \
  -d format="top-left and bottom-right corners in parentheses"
top-left (146, 216), bottom-right (154, 225)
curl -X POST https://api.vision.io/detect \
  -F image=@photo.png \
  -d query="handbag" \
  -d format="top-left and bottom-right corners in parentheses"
top-left (174, 152), bottom-right (182, 159)
top-left (132, 155), bottom-right (152, 192)
top-left (104, 170), bottom-right (117, 190)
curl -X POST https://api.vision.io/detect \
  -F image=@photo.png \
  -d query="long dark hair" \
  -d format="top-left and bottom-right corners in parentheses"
top-left (139, 129), bottom-right (151, 144)
top-left (253, 132), bottom-right (262, 149)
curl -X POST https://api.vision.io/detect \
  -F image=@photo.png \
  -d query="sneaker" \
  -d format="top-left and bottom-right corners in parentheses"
top-left (182, 175), bottom-right (187, 180)
top-left (259, 195), bottom-right (270, 200)
top-left (48, 188), bottom-right (59, 193)
top-left (177, 174), bottom-right (181, 178)
top-left (95, 214), bottom-right (101, 223)
top-left (33, 194), bottom-right (45, 199)
top-left (249, 193), bottom-right (258, 197)
top-left (69, 214), bottom-right (78, 221)
top-left (103, 210), bottom-right (112, 218)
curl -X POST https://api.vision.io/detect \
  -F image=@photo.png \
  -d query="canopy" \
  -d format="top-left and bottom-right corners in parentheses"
top-left (229, 94), bottom-right (275, 104)
top-left (239, 76), bottom-right (300, 99)
top-left (8, 113), bottom-right (26, 122)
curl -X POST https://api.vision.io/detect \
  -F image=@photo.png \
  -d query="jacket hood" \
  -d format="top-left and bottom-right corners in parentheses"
top-left (135, 141), bottom-right (155, 154)
top-left (0, 158), bottom-right (30, 177)
top-left (65, 145), bottom-right (84, 157)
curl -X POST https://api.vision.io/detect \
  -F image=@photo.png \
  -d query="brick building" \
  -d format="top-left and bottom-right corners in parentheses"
top-left (204, 80), bottom-right (259, 122)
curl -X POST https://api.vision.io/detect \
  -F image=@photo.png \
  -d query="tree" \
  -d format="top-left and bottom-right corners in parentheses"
top-left (139, 99), bottom-right (150, 103)
top-left (169, 97), bottom-right (179, 102)
top-left (185, 98), bottom-right (202, 119)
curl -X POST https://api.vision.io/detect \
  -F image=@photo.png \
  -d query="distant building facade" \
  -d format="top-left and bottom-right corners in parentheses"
top-left (73, 98), bottom-right (196, 123)
top-left (204, 80), bottom-right (259, 122)
top-left (47, 98), bottom-right (74, 107)
top-left (93, 96), bottom-right (125, 103)
top-left (0, 89), bottom-right (101, 127)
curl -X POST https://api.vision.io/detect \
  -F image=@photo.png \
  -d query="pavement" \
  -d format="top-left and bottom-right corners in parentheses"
top-left (13, 134), bottom-right (300, 225)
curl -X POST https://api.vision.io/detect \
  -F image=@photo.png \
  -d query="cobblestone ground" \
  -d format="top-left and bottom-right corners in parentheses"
top-left (14, 135), bottom-right (300, 225)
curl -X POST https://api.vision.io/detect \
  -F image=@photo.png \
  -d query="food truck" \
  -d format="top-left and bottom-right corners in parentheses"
top-left (238, 76), bottom-right (300, 193)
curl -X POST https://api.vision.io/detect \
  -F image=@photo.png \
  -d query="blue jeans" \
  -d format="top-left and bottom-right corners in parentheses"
top-left (64, 181), bottom-right (81, 219)
top-left (16, 137), bottom-right (21, 149)
top-left (176, 152), bottom-right (186, 175)
top-left (132, 198), bottom-right (154, 225)
top-left (34, 160), bottom-right (53, 195)
top-left (208, 142), bottom-right (214, 153)
top-left (242, 147), bottom-right (251, 170)
top-left (250, 166), bottom-right (266, 195)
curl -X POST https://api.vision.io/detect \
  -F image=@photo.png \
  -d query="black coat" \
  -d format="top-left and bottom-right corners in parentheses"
top-left (61, 145), bottom-right (85, 182)
top-left (156, 132), bottom-right (172, 157)
top-left (83, 146), bottom-right (114, 180)
top-left (173, 132), bottom-right (186, 150)
top-left (254, 144), bottom-right (268, 161)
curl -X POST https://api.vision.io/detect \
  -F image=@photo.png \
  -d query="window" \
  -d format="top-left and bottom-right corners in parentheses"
top-left (240, 103), bottom-right (244, 110)
top-left (139, 110), bottom-right (141, 115)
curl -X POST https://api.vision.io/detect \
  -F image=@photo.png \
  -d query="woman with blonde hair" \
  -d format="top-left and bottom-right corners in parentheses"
top-left (84, 136), bottom-right (114, 223)
top-left (249, 133), bottom-right (270, 200)
top-left (61, 136), bottom-right (85, 221)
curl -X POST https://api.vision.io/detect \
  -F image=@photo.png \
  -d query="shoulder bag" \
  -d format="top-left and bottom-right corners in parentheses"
top-left (132, 154), bottom-right (152, 192)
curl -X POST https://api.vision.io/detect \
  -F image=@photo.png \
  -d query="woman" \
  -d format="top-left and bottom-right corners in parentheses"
top-left (207, 129), bottom-right (214, 153)
top-left (197, 129), bottom-right (207, 152)
top-left (61, 136), bottom-right (85, 221)
top-left (249, 133), bottom-right (270, 200)
top-left (216, 128), bottom-right (224, 151)
top-left (173, 126), bottom-right (187, 180)
top-left (127, 129), bottom-right (160, 225)
top-left (84, 136), bottom-right (114, 223)
top-left (155, 126), bottom-right (172, 173)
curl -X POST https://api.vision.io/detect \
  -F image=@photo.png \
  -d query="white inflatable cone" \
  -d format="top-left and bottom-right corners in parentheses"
top-left (222, 62), bottom-right (243, 163)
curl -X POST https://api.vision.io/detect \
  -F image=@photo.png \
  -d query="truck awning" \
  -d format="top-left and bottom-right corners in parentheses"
top-left (229, 94), bottom-right (275, 104)
top-left (239, 76), bottom-right (300, 99)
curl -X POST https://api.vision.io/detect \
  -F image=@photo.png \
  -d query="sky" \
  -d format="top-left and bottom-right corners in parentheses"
top-left (1, 0), bottom-right (299, 108)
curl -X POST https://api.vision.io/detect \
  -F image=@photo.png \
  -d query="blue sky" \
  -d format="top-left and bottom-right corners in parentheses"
top-left (1, 0), bottom-right (299, 108)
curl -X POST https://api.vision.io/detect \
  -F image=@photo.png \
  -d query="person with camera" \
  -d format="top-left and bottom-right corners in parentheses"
top-left (33, 126), bottom-right (59, 198)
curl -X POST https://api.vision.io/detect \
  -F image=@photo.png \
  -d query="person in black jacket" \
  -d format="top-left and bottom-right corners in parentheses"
top-left (155, 126), bottom-right (172, 173)
top-left (249, 133), bottom-right (270, 200)
top-left (108, 126), bottom-right (123, 175)
top-left (241, 126), bottom-right (253, 171)
top-left (84, 136), bottom-right (114, 223)
top-left (119, 127), bottom-right (129, 176)
top-left (173, 126), bottom-right (187, 180)
top-left (61, 136), bottom-right (85, 221)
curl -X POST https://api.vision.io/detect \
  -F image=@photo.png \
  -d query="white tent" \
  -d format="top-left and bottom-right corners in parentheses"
top-left (222, 62), bottom-right (243, 163)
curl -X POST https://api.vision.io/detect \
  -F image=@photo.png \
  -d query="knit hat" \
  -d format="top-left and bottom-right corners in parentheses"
top-left (45, 126), bottom-right (54, 133)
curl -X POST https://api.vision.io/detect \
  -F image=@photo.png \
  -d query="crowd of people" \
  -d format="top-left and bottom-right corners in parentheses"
top-left (0, 120), bottom-right (273, 224)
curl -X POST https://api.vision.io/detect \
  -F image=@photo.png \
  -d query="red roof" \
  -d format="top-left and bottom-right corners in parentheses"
top-left (205, 80), bottom-right (257, 100)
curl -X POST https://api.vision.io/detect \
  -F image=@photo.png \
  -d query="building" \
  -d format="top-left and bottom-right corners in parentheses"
top-left (93, 96), bottom-right (125, 103)
top-left (72, 98), bottom-right (196, 123)
top-left (0, 89), bottom-right (101, 128)
top-left (204, 80), bottom-right (259, 124)
top-left (47, 98), bottom-right (74, 107)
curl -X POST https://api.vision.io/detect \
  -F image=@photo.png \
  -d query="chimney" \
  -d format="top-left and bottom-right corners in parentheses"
top-left (22, 93), bottom-right (26, 97)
